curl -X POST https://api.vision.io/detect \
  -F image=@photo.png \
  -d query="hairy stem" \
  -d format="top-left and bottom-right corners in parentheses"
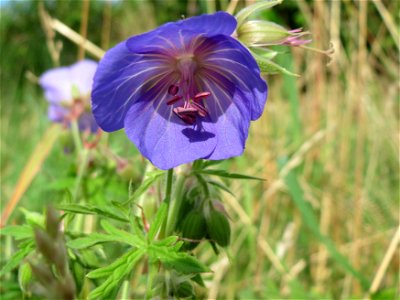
top-left (165, 171), bottom-right (186, 236)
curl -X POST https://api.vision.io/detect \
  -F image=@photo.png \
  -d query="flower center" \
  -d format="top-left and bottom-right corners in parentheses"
top-left (166, 84), bottom-right (211, 125)
top-left (164, 56), bottom-right (210, 125)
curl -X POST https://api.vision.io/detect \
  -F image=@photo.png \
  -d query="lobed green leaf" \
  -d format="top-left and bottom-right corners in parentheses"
top-left (100, 220), bottom-right (146, 248)
top-left (88, 248), bottom-right (145, 299)
top-left (123, 170), bottom-right (165, 205)
top-left (148, 244), bottom-right (210, 274)
top-left (57, 203), bottom-right (129, 222)
top-left (0, 242), bottom-right (35, 277)
top-left (252, 51), bottom-right (299, 76)
top-left (195, 169), bottom-right (264, 181)
top-left (0, 225), bottom-right (33, 240)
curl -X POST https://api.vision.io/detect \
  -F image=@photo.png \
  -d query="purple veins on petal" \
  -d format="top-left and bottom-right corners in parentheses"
top-left (91, 12), bottom-right (268, 170)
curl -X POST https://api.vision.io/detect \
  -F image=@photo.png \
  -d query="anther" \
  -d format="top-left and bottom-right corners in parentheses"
top-left (173, 107), bottom-right (197, 115)
top-left (173, 107), bottom-right (197, 125)
top-left (168, 84), bottom-right (179, 95)
top-left (193, 92), bottom-right (211, 101)
top-left (190, 102), bottom-right (208, 117)
top-left (166, 95), bottom-right (182, 105)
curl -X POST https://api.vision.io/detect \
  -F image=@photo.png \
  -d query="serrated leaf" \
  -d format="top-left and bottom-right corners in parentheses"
top-left (153, 236), bottom-right (179, 247)
top-left (100, 220), bottom-right (145, 248)
top-left (0, 242), bottom-right (34, 276)
top-left (88, 249), bottom-right (145, 299)
top-left (236, 0), bottom-right (283, 27)
top-left (148, 202), bottom-right (168, 241)
top-left (87, 250), bottom-right (131, 279)
top-left (207, 180), bottom-right (235, 196)
top-left (57, 203), bottom-right (129, 222)
top-left (149, 245), bottom-right (209, 274)
top-left (123, 170), bottom-right (165, 205)
top-left (202, 160), bottom-right (224, 169)
top-left (252, 51), bottom-right (299, 76)
top-left (67, 233), bottom-right (120, 249)
top-left (191, 274), bottom-right (206, 287)
top-left (195, 169), bottom-right (264, 181)
top-left (250, 46), bottom-right (279, 59)
top-left (0, 225), bottom-right (33, 240)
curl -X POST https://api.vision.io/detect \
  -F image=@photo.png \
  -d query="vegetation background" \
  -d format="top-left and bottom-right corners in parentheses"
top-left (1, 0), bottom-right (398, 299)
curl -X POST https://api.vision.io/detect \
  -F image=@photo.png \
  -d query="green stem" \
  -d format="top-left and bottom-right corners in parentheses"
top-left (72, 147), bottom-right (90, 202)
top-left (164, 169), bottom-right (173, 204)
top-left (70, 119), bottom-right (83, 155)
top-left (165, 172), bottom-right (186, 236)
top-left (72, 147), bottom-right (90, 232)
top-left (159, 169), bottom-right (174, 239)
top-left (145, 260), bottom-right (157, 299)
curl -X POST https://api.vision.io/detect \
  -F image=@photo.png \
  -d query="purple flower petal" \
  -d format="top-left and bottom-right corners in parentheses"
top-left (40, 67), bottom-right (72, 104)
top-left (124, 87), bottom-right (216, 170)
top-left (198, 35), bottom-right (268, 121)
top-left (40, 60), bottom-right (97, 104)
top-left (92, 41), bottom-right (178, 132)
top-left (178, 11), bottom-right (236, 36)
top-left (126, 12), bottom-right (236, 54)
top-left (48, 104), bottom-right (69, 122)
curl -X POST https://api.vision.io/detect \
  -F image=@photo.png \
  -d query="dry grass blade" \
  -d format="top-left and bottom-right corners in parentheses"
top-left (364, 226), bottom-right (400, 299)
top-left (52, 18), bottom-right (105, 60)
top-left (372, 0), bottom-right (399, 49)
top-left (1, 125), bottom-right (61, 227)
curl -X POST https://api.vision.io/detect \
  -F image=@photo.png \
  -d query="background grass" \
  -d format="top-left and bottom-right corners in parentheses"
top-left (1, 0), bottom-right (399, 299)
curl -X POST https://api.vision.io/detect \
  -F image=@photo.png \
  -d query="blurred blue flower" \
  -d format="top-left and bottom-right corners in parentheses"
top-left (40, 60), bottom-right (99, 132)
top-left (92, 12), bottom-right (267, 170)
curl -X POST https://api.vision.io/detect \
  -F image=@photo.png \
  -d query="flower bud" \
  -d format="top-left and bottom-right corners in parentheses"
top-left (237, 20), bottom-right (311, 47)
top-left (206, 210), bottom-right (231, 247)
top-left (176, 281), bottom-right (194, 298)
top-left (45, 205), bottom-right (60, 239)
top-left (34, 228), bottom-right (56, 262)
top-left (29, 262), bottom-right (54, 286)
top-left (238, 20), bottom-right (290, 47)
top-left (181, 210), bottom-right (207, 250)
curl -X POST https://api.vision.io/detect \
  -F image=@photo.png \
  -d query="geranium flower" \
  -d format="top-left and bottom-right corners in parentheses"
top-left (40, 60), bottom-right (99, 132)
top-left (92, 12), bottom-right (267, 170)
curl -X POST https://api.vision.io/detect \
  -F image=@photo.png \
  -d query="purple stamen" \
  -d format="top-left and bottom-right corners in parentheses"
top-left (173, 107), bottom-right (198, 115)
top-left (194, 92), bottom-right (211, 101)
top-left (166, 95), bottom-right (183, 105)
top-left (190, 101), bottom-right (208, 117)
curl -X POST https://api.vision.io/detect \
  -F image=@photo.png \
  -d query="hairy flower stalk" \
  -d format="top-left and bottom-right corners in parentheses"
top-left (92, 12), bottom-right (268, 170)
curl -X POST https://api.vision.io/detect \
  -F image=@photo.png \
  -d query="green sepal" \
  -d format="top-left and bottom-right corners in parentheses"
top-left (236, 0), bottom-right (283, 28)
top-left (251, 50), bottom-right (299, 76)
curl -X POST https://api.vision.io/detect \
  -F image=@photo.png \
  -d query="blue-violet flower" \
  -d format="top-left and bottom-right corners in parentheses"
top-left (92, 12), bottom-right (268, 170)
top-left (40, 60), bottom-right (99, 132)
